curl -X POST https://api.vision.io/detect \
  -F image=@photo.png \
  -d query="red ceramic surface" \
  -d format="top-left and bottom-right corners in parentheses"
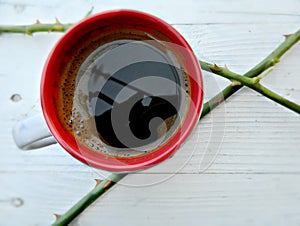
top-left (41, 9), bottom-right (203, 172)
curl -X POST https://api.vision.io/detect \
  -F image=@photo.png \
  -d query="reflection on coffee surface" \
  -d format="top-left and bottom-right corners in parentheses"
top-left (57, 28), bottom-right (190, 157)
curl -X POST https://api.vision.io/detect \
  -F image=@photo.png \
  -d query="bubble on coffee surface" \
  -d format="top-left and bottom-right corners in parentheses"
top-left (56, 28), bottom-right (191, 157)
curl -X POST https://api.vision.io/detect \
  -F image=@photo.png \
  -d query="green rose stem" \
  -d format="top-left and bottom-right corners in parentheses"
top-left (200, 61), bottom-right (300, 114)
top-left (0, 7), bottom-right (93, 35)
top-left (52, 173), bottom-right (126, 226)
top-left (1, 19), bottom-right (298, 113)
top-left (51, 29), bottom-right (300, 226)
top-left (200, 29), bottom-right (300, 116)
top-left (1, 14), bottom-right (299, 225)
top-left (0, 20), bottom-right (72, 35)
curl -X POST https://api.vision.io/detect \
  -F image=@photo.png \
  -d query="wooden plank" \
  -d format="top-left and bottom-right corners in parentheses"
top-left (1, 23), bottom-right (299, 174)
top-left (0, 0), bottom-right (299, 225)
top-left (0, 172), bottom-right (101, 226)
top-left (73, 173), bottom-right (300, 226)
top-left (1, 87), bottom-right (300, 225)
top-left (130, 88), bottom-right (300, 177)
top-left (0, 0), bottom-right (299, 24)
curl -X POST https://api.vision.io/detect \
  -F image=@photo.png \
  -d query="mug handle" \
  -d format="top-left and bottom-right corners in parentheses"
top-left (12, 114), bottom-right (57, 150)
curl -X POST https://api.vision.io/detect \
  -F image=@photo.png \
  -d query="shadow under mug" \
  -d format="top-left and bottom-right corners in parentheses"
top-left (12, 10), bottom-right (204, 172)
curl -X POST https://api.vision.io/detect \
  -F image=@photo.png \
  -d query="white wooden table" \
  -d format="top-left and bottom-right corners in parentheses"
top-left (1, 1), bottom-right (300, 225)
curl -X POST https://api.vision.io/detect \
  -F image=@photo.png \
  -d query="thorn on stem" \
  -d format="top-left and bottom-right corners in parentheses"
top-left (103, 181), bottom-right (113, 189)
top-left (254, 68), bottom-right (273, 83)
top-left (35, 19), bottom-right (41, 24)
top-left (25, 30), bottom-right (32, 36)
top-left (55, 17), bottom-right (61, 24)
top-left (284, 34), bottom-right (292, 39)
top-left (224, 64), bottom-right (229, 70)
top-left (271, 58), bottom-right (280, 65)
top-left (252, 77), bottom-right (260, 84)
top-left (231, 80), bottom-right (241, 86)
top-left (84, 6), bottom-right (94, 18)
top-left (54, 214), bottom-right (61, 220)
top-left (94, 179), bottom-right (103, 186)
top-left (212, 64), bottom-right (222, 72)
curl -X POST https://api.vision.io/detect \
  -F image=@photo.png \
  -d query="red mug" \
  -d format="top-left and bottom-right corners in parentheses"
top-left (12, 10), bottom-right (203, 172)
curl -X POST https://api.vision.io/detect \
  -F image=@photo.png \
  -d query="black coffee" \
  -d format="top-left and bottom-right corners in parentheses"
top-left (92, 60), bottom-right (180, 148)
top-left (57, 29), bottom-right (190, 156)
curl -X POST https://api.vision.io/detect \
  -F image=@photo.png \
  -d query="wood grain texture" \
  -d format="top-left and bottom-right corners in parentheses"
top-left (0, 0), bottom-right (299, 225)
top-left (73, 174), bottom-right (300, 226)
top-left (0, 0), bottom-right (300, 24)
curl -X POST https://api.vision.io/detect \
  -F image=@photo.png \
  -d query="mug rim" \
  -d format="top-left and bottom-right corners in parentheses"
top-left (41, 9), bottom-right (204, 172)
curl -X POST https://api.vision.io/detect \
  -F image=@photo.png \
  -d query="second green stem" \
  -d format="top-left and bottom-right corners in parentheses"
top-left (200, 29), bottom-right (300, 116)
top-left (201, 61), bottom-right (300, 114)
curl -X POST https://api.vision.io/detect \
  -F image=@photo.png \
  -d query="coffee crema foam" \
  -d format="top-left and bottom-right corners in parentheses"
top-left (56, 27), bottom-right (191, 157)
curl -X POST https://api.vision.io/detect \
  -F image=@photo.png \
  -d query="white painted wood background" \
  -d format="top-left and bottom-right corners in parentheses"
top-left (1, 0), bottom-right (300, 225)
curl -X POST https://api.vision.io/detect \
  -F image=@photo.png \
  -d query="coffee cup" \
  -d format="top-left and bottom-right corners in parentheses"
top-left (13, 10), bottom-right (203, 172)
